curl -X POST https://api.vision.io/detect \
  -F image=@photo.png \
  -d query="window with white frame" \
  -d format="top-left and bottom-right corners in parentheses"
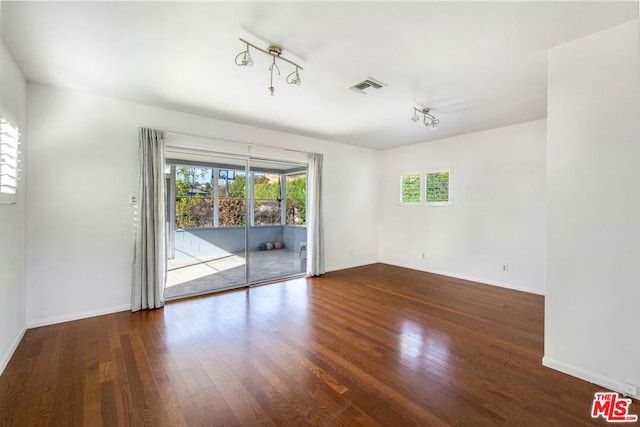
top-left (0, 115), bottom-right (20, 204)
top-left (399, 169), bottom-right (452, 206)
top-left (166, 160), bottom-right (309, 228)
top-left (400, 173), bottom-right (422, 204)
top-left (425, 169), bottom-right (452, 205)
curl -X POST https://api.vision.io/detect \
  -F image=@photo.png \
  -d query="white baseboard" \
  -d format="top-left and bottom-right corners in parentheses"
top-left (542, 356), bottom-right (637, 400)
top-left (0, 326), bottom-right (26, 376)
top-left (379, 260), bottom-right (545, 296)
top-left (27, 304), bottom-right (131, 329)
top-left (325, 259), bottom-right (378, 274)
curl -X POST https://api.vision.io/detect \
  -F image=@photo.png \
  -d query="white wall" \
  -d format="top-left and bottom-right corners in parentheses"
top-left (0, 37), bottom-right (27, 373)
top-left (378, 120), bottom-right (547, 295)
top-left (25, 83), bottom-right (379, 327)
top-left (545, 20), bottom-right (640, 395)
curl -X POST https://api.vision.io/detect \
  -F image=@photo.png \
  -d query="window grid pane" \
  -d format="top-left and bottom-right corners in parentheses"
top-left (286, 174), bottom-right (306, 225)
top-left (254, 173), bottom-right (281, 226)
top-left (218, 170), bottom-right (246, 227)
top-left (175, 166), bottom-right (214, 228)
top-left (401, 174), bottom-right (421, 203)
top-left (426, 171), bottom-right (449, 203)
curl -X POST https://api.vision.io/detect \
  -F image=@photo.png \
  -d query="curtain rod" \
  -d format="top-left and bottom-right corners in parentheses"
top-left (163, 130), bottom-right (319, 157)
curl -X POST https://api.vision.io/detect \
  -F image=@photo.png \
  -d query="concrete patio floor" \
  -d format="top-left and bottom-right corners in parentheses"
top-left (165, 249), bottom-right (305, 299)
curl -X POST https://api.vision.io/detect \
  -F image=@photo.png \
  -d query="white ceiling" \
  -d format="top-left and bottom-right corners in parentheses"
top-left (1, 1), bottom-right (637, 150)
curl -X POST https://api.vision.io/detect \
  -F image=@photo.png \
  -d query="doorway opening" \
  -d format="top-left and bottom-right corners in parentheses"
top-left (164, 153), bottom-right (307, 299)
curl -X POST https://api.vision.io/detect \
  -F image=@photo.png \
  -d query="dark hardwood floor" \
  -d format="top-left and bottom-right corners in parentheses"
top-left (0, 264), bottom-right (615, 426)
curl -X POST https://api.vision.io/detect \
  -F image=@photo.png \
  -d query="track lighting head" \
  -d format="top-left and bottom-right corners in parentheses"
top-left (244, 52), bottom-right (253, 67)
top-left (286, 68), bottom-right (302, 86)
top-left (234, 44), bottom-right (253, 67)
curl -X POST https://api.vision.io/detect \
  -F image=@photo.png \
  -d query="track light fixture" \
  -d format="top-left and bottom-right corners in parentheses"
top-left (286, 67), bottom-right (302, 86)
top-left (234, 44), bottom-right (253, 67)
top-left (235, 38), bottom-right (303, 96)
top-left (411, 107), bottom-right (440, 130)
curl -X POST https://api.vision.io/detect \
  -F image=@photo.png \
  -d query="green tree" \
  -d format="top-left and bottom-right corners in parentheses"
top-left (286, 176), bottom-right (306, 201)
top-left (286, 175), bottom-right (306, 225)
top-left (174, 166), bottom-right (212, 229)
top-left (177, 167), bottom-right (208, 190)
top-left (249, 174), bottom-right (280, 200)
top-left (228, 174), bottom-right (246, 197)
top-left (176, 178), bottom-right (191, 198)
top-left (220, 173), bottom-right (246, 227)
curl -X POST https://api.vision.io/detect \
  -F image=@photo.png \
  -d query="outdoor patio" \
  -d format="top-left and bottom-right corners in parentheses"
top-left (165, 247), bottom-right (305, 299)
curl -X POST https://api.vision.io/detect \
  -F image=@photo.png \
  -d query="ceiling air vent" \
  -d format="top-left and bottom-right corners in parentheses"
top-left (350, 77), bottom-right (387, 94)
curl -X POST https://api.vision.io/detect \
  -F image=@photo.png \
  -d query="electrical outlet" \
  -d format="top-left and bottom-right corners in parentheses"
top-left (422, 253), bottom-right (425, 259)
top-left (129, 195), bottom-right (137, 205)
top-left (502, 264), bottom-right (509, 272)
top-left (622, 382), bottom-right (638, 397)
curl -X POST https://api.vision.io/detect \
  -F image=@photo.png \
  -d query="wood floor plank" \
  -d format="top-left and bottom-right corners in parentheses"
top-left (100, 379), bottom-right (118, 427)
top-left (245, 337), bottom-right (357, 426)
top-left (0, 264), bottom-right (620, 426)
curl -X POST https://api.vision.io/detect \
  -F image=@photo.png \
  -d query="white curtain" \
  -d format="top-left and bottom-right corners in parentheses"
top-left (306, 153), bottom-right (325, 276)
top-left (132, 128), bottom-right (166, 311)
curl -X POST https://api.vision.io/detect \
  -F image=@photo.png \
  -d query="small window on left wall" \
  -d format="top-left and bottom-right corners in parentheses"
top-left (0, 115), bottom-right (21, 204)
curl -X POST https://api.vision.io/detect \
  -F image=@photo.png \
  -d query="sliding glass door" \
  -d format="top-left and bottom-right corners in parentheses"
top-left (164, 152), bottom-right (307, 299)
top-left (165, 154), bottom-right (248, 298)
top-left (248, 159), bottom-right (307, 284)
